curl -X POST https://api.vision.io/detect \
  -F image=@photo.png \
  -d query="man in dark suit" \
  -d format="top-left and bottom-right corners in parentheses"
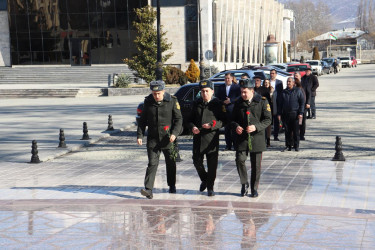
top-left (217, 73), bottom-right (241, 150)
top-left (269, 69), bottom-right (284, 141)
top-left (300, 68), bottom-right (313, 140)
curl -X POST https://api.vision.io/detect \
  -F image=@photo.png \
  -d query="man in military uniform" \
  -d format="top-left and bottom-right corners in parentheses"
top-left (137, 80), bottom-right (183, 199)
top-left (231, 79), bottom-right (272, 197)
top-left (188, 80), bottom-right (227, 196)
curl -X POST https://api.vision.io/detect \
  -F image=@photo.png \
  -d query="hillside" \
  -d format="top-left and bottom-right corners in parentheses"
top-left (280, 0), bottom-right (360, 29)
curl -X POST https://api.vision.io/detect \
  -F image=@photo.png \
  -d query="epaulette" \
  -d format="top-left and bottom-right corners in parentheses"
top-left (171, 95), bottom-right (177, 99)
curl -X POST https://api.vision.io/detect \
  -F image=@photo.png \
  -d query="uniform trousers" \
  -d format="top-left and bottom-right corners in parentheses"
top-left (235, 151), bottom-right (262, 192)
top-left (300, 110), bottom-right (307, 138)
top-left (284, 112), bottom-right (300, 148)
top-left (144, 147), bottom-right (176, 190)
top-left (192, 150), bottom-right (218, 190)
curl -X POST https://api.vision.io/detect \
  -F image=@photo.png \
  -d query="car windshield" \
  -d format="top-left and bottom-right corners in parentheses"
top-left (308, 61), bottom-right (318, 65)
top-left (323, 59), bottom-right (334, 63)
top-left (287, 65), bottom-right (308, 72)
top-left (341, 57), bottom-right (350, 60)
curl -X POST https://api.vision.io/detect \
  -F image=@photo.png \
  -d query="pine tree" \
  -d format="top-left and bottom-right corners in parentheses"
top-left (185, 59), bottom-right (200, 83)
top-left (123, 6), bottom-right (173, 84)
top-left (312, 46), bottom-right (320, 60)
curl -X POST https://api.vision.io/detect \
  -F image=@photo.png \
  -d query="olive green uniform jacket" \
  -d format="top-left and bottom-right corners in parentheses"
top-left (187, 97), bottom-right (227, 154)
top-left (137, 92), bottom-right (183, 149)
top-left (231, 93), bottom-right (272, 152)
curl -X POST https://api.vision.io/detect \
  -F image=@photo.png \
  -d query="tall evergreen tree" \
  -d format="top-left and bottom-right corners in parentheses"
top-left (124, 6), bottom-right (173, 84)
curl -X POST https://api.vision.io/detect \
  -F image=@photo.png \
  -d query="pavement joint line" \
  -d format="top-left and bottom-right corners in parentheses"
top-left (43, 123), bottom-right (136, 163)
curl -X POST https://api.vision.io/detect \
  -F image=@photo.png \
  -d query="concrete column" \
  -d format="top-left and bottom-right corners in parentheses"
top-left (200, 0), bottom-right (213, 64)
top-left (0, 11), bottom-right (11, 66)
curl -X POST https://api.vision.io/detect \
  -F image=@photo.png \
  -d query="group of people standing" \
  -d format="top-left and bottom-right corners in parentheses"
top-left (136, 67), bottom-right (318, 199)
top-left (137, 78), bottom-right (271, 199)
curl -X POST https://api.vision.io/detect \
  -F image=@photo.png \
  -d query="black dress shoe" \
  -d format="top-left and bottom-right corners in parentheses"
top-left (306, 116), bottom-right (311, 119)
top-left (249, 190), bottom-right (258, 198)
top-left (312, 116), bottom-right (316, 119)
top-left (241, 183), bottom-right (249, 197)
top-left (274, 137), bottom-right (280, 141)
top-left (141, 188), bottom-right (153, 199)
top-left (169, 186), bottom-right (176, 193)
top-left (300, 136), bottom-right (305, 141)
top-left (295, 147), bottom-right (300, 152)
top-left (207, 189), bottom-right (215, 196)
top-left (199, 182), bottom-right (207, 192)
top-left (175, 157), bottom-right (183, 162)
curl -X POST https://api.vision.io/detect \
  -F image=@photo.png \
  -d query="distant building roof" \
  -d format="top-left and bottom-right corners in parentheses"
top-left (309, 28), bottom-right (365, 41)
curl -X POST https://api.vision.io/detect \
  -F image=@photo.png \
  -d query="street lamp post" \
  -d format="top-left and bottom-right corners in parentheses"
top-left (156, 0), bottom-right (163, 81)
top-left (198, 0), bottom-right (205, 80)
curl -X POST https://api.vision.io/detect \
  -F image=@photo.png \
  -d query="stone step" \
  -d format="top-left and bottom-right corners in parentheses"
top-left (0, 89), bottom-right (80, 98)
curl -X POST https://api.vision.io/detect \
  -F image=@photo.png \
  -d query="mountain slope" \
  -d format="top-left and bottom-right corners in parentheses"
top-left (280, 0), bottom-right (360, 29)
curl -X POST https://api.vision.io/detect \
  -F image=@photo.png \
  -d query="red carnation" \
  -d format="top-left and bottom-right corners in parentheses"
top-left (212, 120), bottom-right (217, 128)
top-left (164, 125), bottom-right (169, 131)
top-left (246, 111), bottom-right (250, 115)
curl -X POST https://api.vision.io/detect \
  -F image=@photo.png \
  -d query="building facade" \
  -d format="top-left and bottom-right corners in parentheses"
top-left (0, 0), bottom-right (292, 69)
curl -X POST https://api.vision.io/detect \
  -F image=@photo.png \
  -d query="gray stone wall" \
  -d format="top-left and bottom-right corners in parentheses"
top-left (0, 11), bottom-right (11, 66)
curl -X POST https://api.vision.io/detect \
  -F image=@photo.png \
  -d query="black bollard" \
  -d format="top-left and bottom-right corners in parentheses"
top-left (58, 128), bottom-right (67, 148)
top-left (81, 122), bottom-right (91, 140)
top-left (332, 136), bottom-right (345, 161)
top-left (30, 140), bottom-right (41, 163)
top-left (106, 114), bottom-right (114, 131)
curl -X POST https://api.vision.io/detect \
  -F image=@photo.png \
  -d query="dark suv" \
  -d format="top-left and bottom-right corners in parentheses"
top-left (136, 82), bottom-right (226, 134)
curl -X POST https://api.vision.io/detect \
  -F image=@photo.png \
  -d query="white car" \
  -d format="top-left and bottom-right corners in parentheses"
top-left (306, 60), bottom-right (323, 76)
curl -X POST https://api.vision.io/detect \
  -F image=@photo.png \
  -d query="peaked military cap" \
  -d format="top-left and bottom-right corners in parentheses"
top-left (150, 80), bottom-right (165, 91)
top-left (239, 78), bottom-right (255, 88)
top-left (199, 79), bottom-right (214, 90)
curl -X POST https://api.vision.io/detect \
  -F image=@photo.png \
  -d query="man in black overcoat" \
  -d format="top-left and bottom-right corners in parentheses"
top-left (137, 80), bottom-right (183, 199)
top-left (188, 80), bottom-right (227, 196)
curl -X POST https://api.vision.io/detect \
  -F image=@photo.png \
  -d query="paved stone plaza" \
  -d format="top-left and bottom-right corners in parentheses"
top-left (1, 65), bottom-right (375, 248)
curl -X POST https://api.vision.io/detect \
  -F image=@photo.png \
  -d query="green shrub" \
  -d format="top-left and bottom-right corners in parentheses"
top-left (164, 66), bottom-right (187, 86)
top-left (185, 59), bottom-right (200, 83)
top-left (114, 73), bottom-right (131, 88)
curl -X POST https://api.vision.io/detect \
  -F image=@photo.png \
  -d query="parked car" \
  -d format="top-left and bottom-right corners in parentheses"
top-left (351, 56), bottom-right (358, 67)
top-left (209, 69), bottom-right (266, 82)
top-left (252, 66), bottom-right (291, 88)
top-left (338, 56), bottom-right (352, 68)
top-left (322, 58), bottom-right (340, 72)
top-left (266, 63), bottom-right (288, 70)
top-left (285, 63), bottom-right (311, 77)
top-left (136, 82), bottom-right (227, 134)
top-left (305, 60), bottom-right (323, 76)
top-left (320, 60), bottom-right (332, 74)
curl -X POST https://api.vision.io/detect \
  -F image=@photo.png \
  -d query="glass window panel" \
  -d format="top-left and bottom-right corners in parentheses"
top-left (66, 1), bottom-right (88, 14)
top-left (116, 12), bottom-right (128, 30)
top-left (42, 39), bottom-right (59, 51)
top-left (186, 41), bottom-right (198, 61)
top-left (102, 13), bottom-right (116, 28)
top-left (9, 15), bottom-right (17, 32)
top-left (68, 14), bottom-right (89, 30)
top-left (30, 38), bottom-right (44, 51)
top-left (15, 15), bottom-right (30, 32)
top-left (88, 0), bottom-right (98, 12)
top-left (11, 52), bottom-right (19, 65)
top-left (16, 34), bottom-right (31, 51)
top-left (185, 22), bottom-right (198, 42)
top-left (89, 13), bottom-right (101, 35)
top-left (115, 0), bottom-right (127, 12)
top-left (100, 0), bottom-right (114, 12)
top-left (31, 52), bottom-right (45, 64)
top-left (186, 5), bottom-right (197, 22)
top-left (18, 51), bottom-right (32, 64)
top-left (59, 13), bottom-right (69, 30)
